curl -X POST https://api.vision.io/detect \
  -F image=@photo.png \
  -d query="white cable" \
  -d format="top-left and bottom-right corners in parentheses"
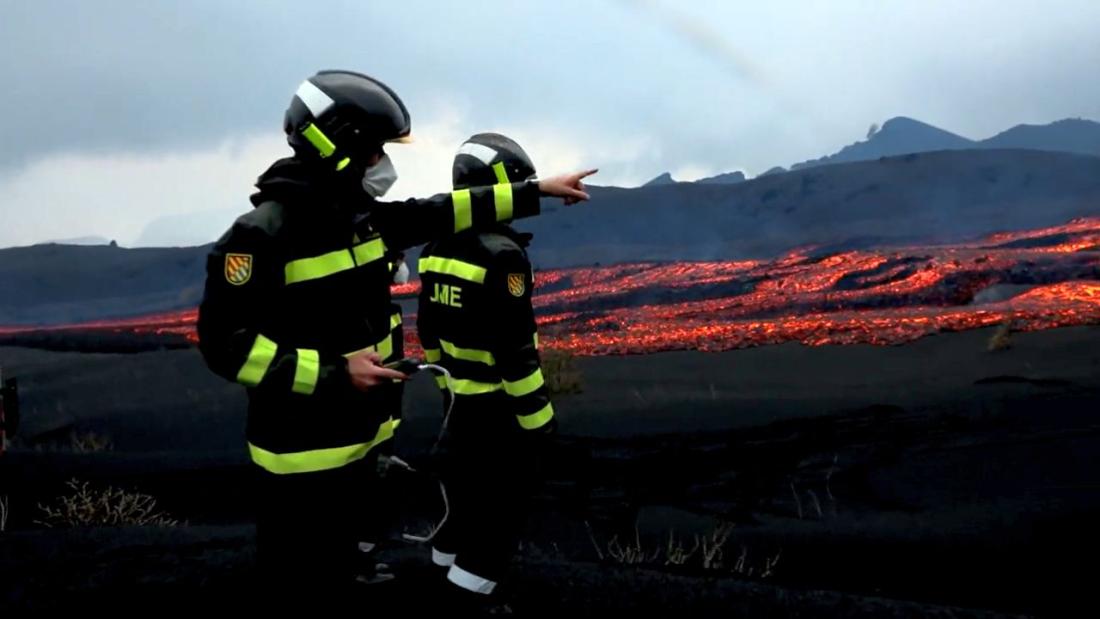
top-left (400, 362), bottom-right (456, 544)
top-left (416, 363), bottom-right (457, 443)
top-left (401, 480), bottom-right (448, 544)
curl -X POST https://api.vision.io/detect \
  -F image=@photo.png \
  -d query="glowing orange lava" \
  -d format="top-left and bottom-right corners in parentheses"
top-left (3, 218), bottom-right (1098, 355)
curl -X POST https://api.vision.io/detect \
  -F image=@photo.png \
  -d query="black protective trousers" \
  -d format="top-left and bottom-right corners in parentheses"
top-left (430, 424), bottom-right (545, 591)
top-left (251, 455), bottom-right (378, 604)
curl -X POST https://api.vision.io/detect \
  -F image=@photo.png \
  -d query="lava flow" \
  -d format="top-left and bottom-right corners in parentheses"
top-left (3, 218), bottom-right (1099, 356)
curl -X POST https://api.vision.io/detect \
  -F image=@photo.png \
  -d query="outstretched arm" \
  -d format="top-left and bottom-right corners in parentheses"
top-left (370, 169), bottom-right (597, 251)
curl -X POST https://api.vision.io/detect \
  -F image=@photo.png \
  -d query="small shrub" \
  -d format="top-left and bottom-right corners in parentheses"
top-left (665, 530), bottom-right (700, 566)
top-left (36, 479), bottom-right (180, 528)
top-left (700, 522), bottom-right (735, 570)
top-left (988, 321), bottom-right (1013, 352)
top-left (71, 431), bottom-right (113, 453)
top-left (606, 527), bottom-right (660, 565)
top-left (24, 428), bottom-right (114, 453)
top-left (541, 349), bottom-right (583, 396)
top-left (732, 546), bottom-right (782, 579)
top-left (586, 520), bottom-right (779, 578)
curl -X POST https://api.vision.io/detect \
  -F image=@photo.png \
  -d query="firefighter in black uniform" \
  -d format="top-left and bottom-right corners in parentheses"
top-left (196, 71), bottom-right (594, 600)
top-left (417, 134), bottom-right (558, 610)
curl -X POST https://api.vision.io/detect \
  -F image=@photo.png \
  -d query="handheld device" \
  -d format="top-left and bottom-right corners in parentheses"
top-left (383, 357), bottom-right (423, 375)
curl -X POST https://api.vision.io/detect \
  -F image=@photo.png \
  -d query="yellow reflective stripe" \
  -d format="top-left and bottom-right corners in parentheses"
top-left (493, 183), bottom-right (513, 221)
top-left (352, 238), bottom-right (386, 266)
top-left (249, 417), bottom-right (401, 475)
top-left (342, 332), bottom-right (394, 360)
top-left (418, 256), bottom-right (487, 284)
top-left (336, 157), bottom-right (351, 171)
top-left (439, 338), bottom-right (495, 366)
top-left (450, 378), bottom-right (503, 395)
top-left (492, 161), bottom-right (509, 184)
top-left (424, 348), bottom-right (441, 362)
top-left (301, 123), bottom-right (336, 158)
top-left (292, 348), bottom-right (320, 395)
top-left (285, 248), bottom-right (355, 285)
top-left (435, 375), bottom-right (448, 390)
top-left (236, 334), bottom-right (278, 387)
top-left (285, 241), bottom-right (384, 285)
top-left (390, 312), bottom-right (402, 330)
top-left (533, 332), bottom-right (539, 349)
top-left (518, 402), bottom-right (554, 430)
top-left (376, 333), bottom-right (394, 360)
top-left (452, 189), bottom-right (472, 232)
top-left (503, 368), bottom-right (544, 397)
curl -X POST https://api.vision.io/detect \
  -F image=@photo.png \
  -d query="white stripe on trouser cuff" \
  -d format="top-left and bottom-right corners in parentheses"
top-left (358, 542), bottom-right (376, 553)
top-left (447, 563), bottom-right (497, 595)
top-left (432, 548), bottom-right (457, 567)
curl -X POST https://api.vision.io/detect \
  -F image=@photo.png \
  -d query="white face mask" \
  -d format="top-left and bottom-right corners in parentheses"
top-left (393, 260), bottom-right (410, 284)
top-left (362, 154), bottom-right (398, 198)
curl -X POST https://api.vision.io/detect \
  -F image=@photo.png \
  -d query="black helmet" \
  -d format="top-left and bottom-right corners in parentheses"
top-left (284, 70), bottom-right (412, 168)
top-left (452, 133), bottom-right (537, 189)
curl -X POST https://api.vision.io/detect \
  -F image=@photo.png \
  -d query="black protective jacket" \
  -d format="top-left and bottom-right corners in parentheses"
top-left (197, 158), bottom-right (542, 474)
top-left (416, 225), bottom-right (554, 440)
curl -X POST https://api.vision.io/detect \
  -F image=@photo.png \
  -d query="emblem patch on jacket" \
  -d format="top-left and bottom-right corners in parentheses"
top-left (507, 273), bottom-right (526, 297)
top-left (225, 253), bottom-right (253, 285)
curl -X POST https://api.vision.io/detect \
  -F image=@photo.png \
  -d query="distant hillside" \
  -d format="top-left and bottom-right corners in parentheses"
top-left (697, 171), bottom-right (746, 185)
top-left (791, 117), bottom-right (1100, 170)
top-left (644, 170), bottom-right (745, 186)
top-left (43, 236), bottom-right (112, 246)
top-left (513, 148), bottom-right (1100, 267)
top-left (981, 118), bottom-right (1100, 157)
top-left (793, 117), bottom-right (974, 170)
top-left (0, 244), bottom-right (209, 325)
top-left (3, 148), bottom-right (1100, 325)
top-left (643, 172), bottom-right (677, 187)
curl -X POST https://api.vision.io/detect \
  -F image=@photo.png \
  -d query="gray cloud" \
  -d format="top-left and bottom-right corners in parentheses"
top-left (1, 0), bottom-right (1099, 245)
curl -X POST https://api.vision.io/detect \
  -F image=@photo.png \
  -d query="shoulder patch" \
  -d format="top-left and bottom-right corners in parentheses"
top-left (225, 253), bottom-right (253, 285)
top-left (507, 272), bottom-right (526, 297)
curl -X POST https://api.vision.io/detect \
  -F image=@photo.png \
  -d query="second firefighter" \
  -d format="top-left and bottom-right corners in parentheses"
top-left (417, 133), bottom-right (557, 606)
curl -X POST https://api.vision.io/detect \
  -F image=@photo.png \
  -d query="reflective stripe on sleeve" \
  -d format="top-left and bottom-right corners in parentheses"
top-left (493, 182), bottom-right (513, 221)
top-left (517, 402), bottom-right (554, 430)
top-left (503, 368), bottom-right (544, 397)
top-left (453, 189), bottom-right (473, 232)
top-left (292, 348), bottom-right (320, 395)
top-left (236, 334), bottom-right (278, 387)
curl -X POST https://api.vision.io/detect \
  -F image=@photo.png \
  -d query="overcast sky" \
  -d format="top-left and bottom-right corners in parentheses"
top-left (2, 0), bottom-right (1098, 248)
